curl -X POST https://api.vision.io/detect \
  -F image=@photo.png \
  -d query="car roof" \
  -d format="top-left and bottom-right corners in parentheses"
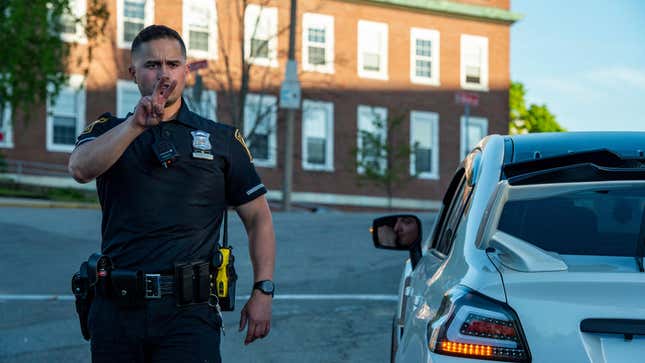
top-left (504, 132), bottom-right (645, 164)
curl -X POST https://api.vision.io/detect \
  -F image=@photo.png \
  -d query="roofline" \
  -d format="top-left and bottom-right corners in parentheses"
top-left (352, 0), bottom-right (524, 24)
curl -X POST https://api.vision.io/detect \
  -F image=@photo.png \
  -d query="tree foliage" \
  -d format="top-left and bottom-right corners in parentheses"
top-left (353, 111), bottom-right (417, 210)
top-left (509, 81), bottom-right (566, 134)
top-left (0, 0), bottom-right (109, 125)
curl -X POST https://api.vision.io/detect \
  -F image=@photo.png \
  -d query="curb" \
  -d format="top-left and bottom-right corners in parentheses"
top-left (0, 197), bottom-right (99, 210)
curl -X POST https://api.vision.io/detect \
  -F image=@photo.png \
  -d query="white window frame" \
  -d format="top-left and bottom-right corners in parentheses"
top-left (183, 88), bottom-right (217, 121)
top-left (116, 80), bottom-right (141, 118)
top-left (357, 20), bottom-right (388, 80)
top-left (460, 115), bottom-right (488, 158)
top-left (409, 111), bottom-right (439, 179)
top-left (356, 105), bottom-right (387, 174)
top-left (302, 100), bottom-right (334, 171)
top-left (60, 0), bottom-right (88, 44)
top-left (460, 34), bottom-right (489, 91)
top-left (183, 0), bottom-right (218, 60)
top-left (0, 100), bottom-right (13, 149)
top-left (410, 28), bottom-right (440, 86)
top-left (244, 4), bottom-right (278, 68)
top-left (244, 94), bottom-right (277, 168)
top-left (302, 13), bottom-right (334, 74)
top-left (46, 74), bottom-right (86, 153)
top-left (117, 0), bottom-right (155, 49)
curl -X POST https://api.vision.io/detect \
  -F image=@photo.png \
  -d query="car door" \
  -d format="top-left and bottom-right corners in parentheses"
top-left (398, 167), bottom-right (475, 361)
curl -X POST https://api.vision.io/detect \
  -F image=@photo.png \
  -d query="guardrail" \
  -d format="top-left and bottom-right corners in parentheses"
top-left (3, 159), bottom-right (69, 177)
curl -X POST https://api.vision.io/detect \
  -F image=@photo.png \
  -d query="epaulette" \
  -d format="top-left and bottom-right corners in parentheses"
top-left (234, 129), bottom-right (254, 162)
top-left (80, 112), bottom-right (113, 135)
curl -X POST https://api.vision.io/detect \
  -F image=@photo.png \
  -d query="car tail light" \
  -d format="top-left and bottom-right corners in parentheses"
top-left (428, 286), bottom-right (531, 362)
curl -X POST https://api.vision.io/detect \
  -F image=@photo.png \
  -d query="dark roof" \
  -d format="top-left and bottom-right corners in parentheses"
top-left (505, 132), bottom-right (645, 164)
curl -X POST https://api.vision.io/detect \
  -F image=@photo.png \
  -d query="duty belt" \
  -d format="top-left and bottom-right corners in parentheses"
top-left (143, 274), bottom-right (175, 299)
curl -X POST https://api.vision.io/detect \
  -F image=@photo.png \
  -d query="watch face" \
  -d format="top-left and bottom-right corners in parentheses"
top-left (258, 280), bottom-right (274, 293)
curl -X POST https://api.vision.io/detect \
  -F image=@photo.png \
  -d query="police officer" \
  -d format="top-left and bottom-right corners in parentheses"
top-left (68, 25), bottom-right (276, 363)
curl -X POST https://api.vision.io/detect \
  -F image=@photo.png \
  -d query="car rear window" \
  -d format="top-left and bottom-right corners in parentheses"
top-left (498, 186), bottom-right (645, 256)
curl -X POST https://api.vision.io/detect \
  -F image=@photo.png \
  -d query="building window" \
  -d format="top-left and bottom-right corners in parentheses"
top-left (244, 4), bottom-right (278, 67)
top-left (460, 115), bottom-right (488, 158)
top-left (302, 13), bottom-right (334, 74)
top-left (117, 0), bottom-right (154, 49)
top-left (410, 111), bottom-right (439, 179)
top-left (357, 20), bottom-right (388, 80)
top-left (183, 0), bottom-right (217, 59)
top-left (244, 94), bottom-right (277, 167)
top-left (410, 28), bottom-right (439, 86)
top-left (302, 100), bottom-right (334, 171)
top-left (183, 88), bottom-right (217, 121)
top-left (460, 34), bottom-right (488, 90)
top-left (60, 0), bottom-right (87, 43)
top-left (357, 105), bottom-right (387, 174)
top-left (116, 80), bottom-right (140, 118)
top-left (46, 75), bottom-right (85, 152)
top-left (0, 98), bottom-right (13, 149)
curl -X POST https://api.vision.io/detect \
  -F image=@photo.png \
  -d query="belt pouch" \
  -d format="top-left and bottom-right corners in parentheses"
top-left (175, 263), bottom-right (194, 306)
top-left (193, 262), bottom-right (210, 302)
top-left (110, 269), bottom-right (144, 307)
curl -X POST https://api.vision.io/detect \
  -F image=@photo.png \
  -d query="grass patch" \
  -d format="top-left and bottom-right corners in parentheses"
top-left (0, 180), bottom-right (98, 203)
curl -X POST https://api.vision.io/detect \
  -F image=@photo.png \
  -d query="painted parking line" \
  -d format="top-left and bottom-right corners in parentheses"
top-left (0, 294), bottom-right (398, 302)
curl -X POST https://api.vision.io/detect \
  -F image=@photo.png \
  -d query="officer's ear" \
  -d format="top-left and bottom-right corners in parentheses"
top-left (128, 66), bottom-right (137, 84)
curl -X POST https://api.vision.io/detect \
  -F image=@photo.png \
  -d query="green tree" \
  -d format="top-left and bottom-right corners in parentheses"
top-left (509, 81), bottom-right (566, 134)
top-left (353, 110), bottom-right (417, 210)
top-left (0, 0), bottom-right (109, 126)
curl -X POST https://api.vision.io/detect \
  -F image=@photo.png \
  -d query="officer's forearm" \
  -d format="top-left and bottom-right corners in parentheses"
top-left (238, 198), bottom-right (276, 282)
top-left (68, 117), bottom-right (145, 183)
top-left (248, 217), bottom-right (276, 282)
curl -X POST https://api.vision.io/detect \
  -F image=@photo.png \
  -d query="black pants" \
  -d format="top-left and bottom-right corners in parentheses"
top-left (89, 294), bottom-right (222, 363)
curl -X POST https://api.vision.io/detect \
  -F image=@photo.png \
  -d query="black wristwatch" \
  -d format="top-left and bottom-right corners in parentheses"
top-left (253, 280), bottom-right (275, 297)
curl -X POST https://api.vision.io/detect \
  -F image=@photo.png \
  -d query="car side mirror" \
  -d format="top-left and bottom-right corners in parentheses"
top-left (372, 214), bottom-right (422, 250)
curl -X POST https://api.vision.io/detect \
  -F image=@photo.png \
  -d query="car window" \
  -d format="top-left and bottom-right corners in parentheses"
top-left (434, 176), bottom-right (473, 255)
top-left (427, 170), bottom-right (465, 252)
top-left (497, 185), bottom-right (645, 256)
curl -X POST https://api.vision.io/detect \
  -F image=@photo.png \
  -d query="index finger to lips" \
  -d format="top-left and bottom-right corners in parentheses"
top-left (152, 76), bottom-right (170, 101)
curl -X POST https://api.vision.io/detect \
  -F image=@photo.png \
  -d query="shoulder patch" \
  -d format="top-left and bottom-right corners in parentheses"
top-left (81, 116), bottom-right (110, 135)
top-left (234, 129), bottom-right (253, 162)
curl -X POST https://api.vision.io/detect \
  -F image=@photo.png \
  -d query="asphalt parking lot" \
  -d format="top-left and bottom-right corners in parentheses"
top-left (0, 206), bottom-right (436, 362)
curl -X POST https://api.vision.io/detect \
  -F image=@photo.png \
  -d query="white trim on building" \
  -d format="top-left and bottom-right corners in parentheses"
top-left (46, 74), bottom-right (86, 153)
top-left (410, 28), bottom-right (440, 86)
top-left (117, 0), bottom-right (155, 50)
top-left (302, 13), bottom-right (334, 74)
top-left (357, 20), bottom-right (388, 80)
top-left (302, 100), bottom-right (334, 171)
top-left (410, 110), bottom-right (439, 179)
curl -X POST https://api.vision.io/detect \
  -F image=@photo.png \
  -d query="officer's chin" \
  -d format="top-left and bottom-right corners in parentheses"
top-left (164, 96), bottom-right (180, 107)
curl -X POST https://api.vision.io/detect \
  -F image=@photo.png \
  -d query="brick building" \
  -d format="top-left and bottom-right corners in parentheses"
top-left (0, 0), bottom-right (521, 210)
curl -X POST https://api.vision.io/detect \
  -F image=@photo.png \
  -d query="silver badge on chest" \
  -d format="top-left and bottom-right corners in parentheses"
top-left (191, 130), bottom-right (214, 160)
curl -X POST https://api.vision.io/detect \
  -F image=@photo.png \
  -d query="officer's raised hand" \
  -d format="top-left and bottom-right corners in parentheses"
top-left (132, 76), bottom-right (177, 129)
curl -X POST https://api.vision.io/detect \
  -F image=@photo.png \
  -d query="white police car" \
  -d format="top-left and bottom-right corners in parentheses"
top-left (373, 132), bottom-right (645, 363)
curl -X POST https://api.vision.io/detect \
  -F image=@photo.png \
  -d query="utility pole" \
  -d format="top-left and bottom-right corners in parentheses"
top-left (279, 0), bottom-right (300, 211)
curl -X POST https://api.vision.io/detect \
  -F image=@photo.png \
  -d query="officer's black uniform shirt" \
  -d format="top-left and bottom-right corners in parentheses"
top-left (75, 99), bottom-right (267, 273)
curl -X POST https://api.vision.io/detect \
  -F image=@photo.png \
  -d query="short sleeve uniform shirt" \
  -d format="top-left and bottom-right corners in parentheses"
top-left (75, 99), bottom-right (266, 273)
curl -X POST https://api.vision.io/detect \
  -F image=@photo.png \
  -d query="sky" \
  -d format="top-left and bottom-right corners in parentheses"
top-left (510, 0), bottom-right (645, 131)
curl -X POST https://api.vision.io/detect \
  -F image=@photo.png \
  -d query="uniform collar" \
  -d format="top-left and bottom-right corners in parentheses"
top-left (170, 97), bottom-right (201, 129)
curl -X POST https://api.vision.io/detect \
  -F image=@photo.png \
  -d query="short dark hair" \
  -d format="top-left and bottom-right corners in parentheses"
top-left (131, 25), bottom-right (186, 58)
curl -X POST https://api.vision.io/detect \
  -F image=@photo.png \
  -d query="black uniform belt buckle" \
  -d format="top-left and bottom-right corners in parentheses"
top-left (145, 274), bottom-right (162, 299)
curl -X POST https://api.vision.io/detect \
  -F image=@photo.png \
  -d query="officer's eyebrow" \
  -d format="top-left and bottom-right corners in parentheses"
top-left (143, 59), bottom-right (183, 66)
